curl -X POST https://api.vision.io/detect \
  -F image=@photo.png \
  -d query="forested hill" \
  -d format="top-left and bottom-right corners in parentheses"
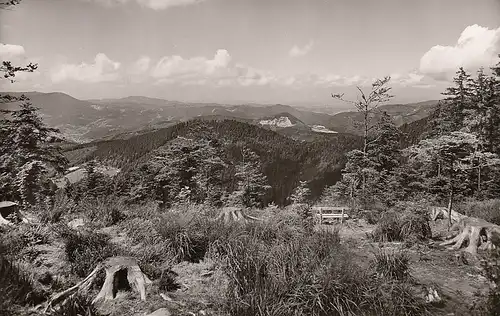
top-left (63, 119), bottom-right (362, 205)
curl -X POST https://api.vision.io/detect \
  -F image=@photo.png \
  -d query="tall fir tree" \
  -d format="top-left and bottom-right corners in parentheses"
top-left (229, 147), bottom-right (271, 208)
top-left (0, 98), bottom-right (67, 205)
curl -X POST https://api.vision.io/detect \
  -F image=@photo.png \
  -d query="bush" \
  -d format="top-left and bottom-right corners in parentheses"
top-left (59, 228), bottom-right (120, 277)
top-left (372, 249), bottom-right (411, 281)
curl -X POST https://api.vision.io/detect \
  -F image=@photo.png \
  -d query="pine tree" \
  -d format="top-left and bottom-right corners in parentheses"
top-left (290, 180), bottom-right (311, 205)
top-left (0, 99), bottom-right (67, 205)
top-left (406, 132), bottom-right (479, 226)
top-left (231, 147), bottom-right (271, 208)
top-left (443, 67), bottom-right (474, 132)
top-left (368, 112), bottom-right (401, 173)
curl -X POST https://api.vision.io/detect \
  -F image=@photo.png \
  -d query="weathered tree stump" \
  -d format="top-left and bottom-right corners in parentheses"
top-left (0, 201), bottom-right (25, 226)
top-left (93, 256), bottom-right (152, 304)
top-left (438, 214), bottom-right (500, 255)
top-left (45, 256), bottom-right (152, 312)
top-left (216, 207), bottom-right (261, 224)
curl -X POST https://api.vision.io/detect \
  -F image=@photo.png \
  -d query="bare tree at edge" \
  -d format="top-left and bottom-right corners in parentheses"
top-left (332, 76), bottom-right (393, 196)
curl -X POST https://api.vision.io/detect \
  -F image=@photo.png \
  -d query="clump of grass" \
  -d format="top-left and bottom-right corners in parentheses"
top-left (0, 255), bottom-right (47, 315)
top-left (214, 215), bottom-right (430, 316)
top-left (372, 202), bottom-right (431, 243)
top-left (0, 223), bottom-right (52, 259)
top-left (154, 211), bottom-right (211, 263)
top-left (77, 196), bottom-right (126, 227)
top-left (59, 227), bottom-right (120, 277)
top-left (372, 211), bottom-right (401, 242)
top-left (157, 269), bottom-right (180, 292)
top-left (372, 248), bottom-right (411, 281)
top-left (39, 192), bottom-right (77, 224)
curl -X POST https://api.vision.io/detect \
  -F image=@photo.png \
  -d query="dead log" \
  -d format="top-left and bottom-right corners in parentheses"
top-left (44, 256), bottom-right (152, 312)
top-left (44, 265), bottom-right (101, 313)
top-left (216, 207), bottom-right (261, 224)
top-left (440, 216), bottom-right (500, 255)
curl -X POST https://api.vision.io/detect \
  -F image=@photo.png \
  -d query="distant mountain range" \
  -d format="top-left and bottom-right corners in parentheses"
top-left (0, 91), bottom-right (439, 142)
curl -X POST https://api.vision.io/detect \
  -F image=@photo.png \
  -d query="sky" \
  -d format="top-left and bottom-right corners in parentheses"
top-left (0, 0), bottom-right (499, 107)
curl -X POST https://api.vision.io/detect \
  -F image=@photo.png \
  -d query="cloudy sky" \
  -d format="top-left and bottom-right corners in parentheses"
top-left (0, 0), bottom-right (499, 107)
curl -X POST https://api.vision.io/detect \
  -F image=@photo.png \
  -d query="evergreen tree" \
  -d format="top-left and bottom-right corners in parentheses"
top-left (230, 147), bottom-right (271, 208)
top-left (290, 180), bottom-right (311, 205)
top-left (0, 99), bottom-right (67, 205)
top-left (426, 68), bottom-right (474, 138)
top-left (368, 112), bottom-right (401, 173)
top-left (406, 132), bottom-right (479, 226)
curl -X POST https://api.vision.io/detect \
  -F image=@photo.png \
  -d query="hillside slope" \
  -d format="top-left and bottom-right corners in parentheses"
top-left (1, 92), bottom-right (439, 141)
top-left (63, 119), bottom-right (362, 205)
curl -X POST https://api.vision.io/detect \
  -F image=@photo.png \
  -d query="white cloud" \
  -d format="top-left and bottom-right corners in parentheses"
top-left (419, 24), bottom-right (500, 81)
top-left (313, 73), bottom-right (370, 87)
top-left (130, 56), bottom-right (151, 74)
top-left (51, 53), bottom-right (121, 83)
top-left (390, 71), bottom-right (428, 87)
top-left (83, 0), bottom-right (205, 10)
top-left (0, 43), bottom-right (25, 60)
top-left (151, 49), bottom-right (231, 79)
top-left (136, 0), bottom-right (205, 10)
top-left (289, 40), bottom-right (314, 58)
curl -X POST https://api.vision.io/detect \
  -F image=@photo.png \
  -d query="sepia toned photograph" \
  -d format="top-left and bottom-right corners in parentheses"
top-left (1, 0), bottom-right (500, 315)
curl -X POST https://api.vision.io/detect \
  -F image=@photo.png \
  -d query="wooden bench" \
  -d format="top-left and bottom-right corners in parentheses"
top-left (312, 206), bottom-right (350, 224)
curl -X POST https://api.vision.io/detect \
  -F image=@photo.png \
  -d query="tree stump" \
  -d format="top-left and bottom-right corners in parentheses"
top-left (93, 256), bottom-right (152, 304)
top-left (439, 216), bottom-right (500, 255)
top-left (216, 207), bottom-right (261, 224)
top-left (45, 256), bottom-right (152, 312)
top-left (0, 201), bottom-right (25, 226)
